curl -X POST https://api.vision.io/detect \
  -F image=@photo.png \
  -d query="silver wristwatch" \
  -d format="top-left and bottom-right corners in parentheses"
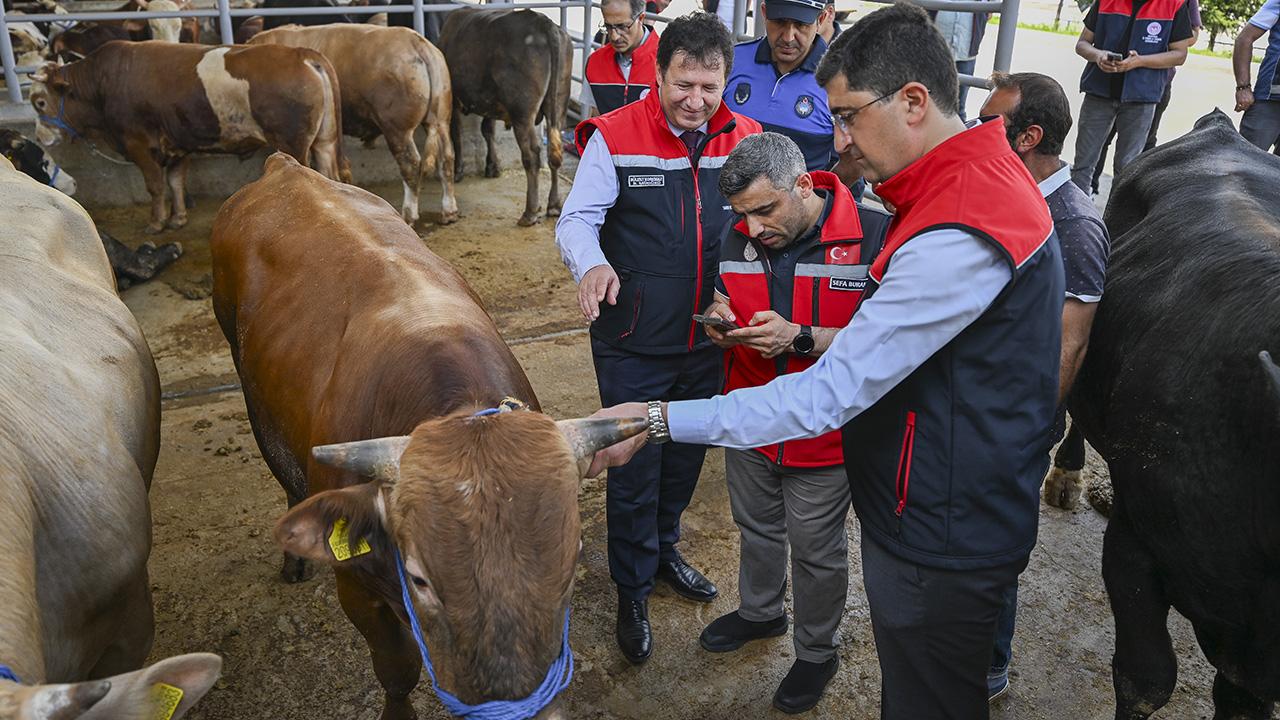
top-left (646, 400), bottom-right (671, 444)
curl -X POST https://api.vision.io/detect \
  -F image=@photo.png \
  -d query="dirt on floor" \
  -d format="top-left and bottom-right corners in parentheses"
top-left (88, 162), bottom-right (1228, 720)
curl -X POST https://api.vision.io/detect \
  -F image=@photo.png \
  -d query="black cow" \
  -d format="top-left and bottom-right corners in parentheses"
top-left (1056, 110), bottom-right (1280, 719)
top-left (2, 129), bottom-right (181, 290)
top-left (439, 7), bottom-right (571, 226)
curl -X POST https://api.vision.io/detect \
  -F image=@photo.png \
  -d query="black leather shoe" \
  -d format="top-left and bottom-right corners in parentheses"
top-left (699, 610), bottom-right (788, 653)
top-left (773, 656), bottom-right (840, 714)
top-left (616, 598), bottom-right (652, 664)
top-left (656, 554), bottom-right (718, 602)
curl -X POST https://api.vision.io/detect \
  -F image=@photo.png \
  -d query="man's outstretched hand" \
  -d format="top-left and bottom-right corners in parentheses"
top-left (585, 402), bottom-right (649, 477)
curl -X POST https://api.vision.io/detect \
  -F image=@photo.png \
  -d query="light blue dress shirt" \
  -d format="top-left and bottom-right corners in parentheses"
top-left (667, 228), bottom-right (1012, 447)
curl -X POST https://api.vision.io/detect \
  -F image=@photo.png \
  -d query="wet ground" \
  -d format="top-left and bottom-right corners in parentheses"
top-left (94, 159), bottom-right (1231, 720)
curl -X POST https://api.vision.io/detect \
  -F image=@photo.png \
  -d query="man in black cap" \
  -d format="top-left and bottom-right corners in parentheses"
top-left (722, 0), bottom-right (837, 172)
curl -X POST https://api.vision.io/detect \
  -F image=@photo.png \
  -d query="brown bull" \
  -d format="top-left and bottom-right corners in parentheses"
top-left (211, 153), bottom-right (643, 720)
top-left (250, 24), bottom-right (458, 225)
top-left (440, 7), bottom-right (571, 226)
top-left (29, 41), bottom-right (345, 234)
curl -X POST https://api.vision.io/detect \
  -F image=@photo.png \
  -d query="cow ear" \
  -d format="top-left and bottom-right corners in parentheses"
top-left (126, 653), bottom-right (222, 720)
top-left (274, 482), bottom-right (388, 565)
top-left (3, 679), bottom-right (111, 720)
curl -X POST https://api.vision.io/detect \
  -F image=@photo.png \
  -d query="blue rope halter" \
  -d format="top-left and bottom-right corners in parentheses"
top-left (0, 665), bottom-right (20, 683)
top-left (37, 94), bottom-right (83, 142)
top-left (391, 399), bottom-right (574, 719)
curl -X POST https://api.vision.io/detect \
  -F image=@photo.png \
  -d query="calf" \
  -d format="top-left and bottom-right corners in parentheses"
top-left (28, 41), bottom-right (345, 233)
top-left (440, 7), bottom-right (571, 226)
top-left (251, 23), bottom-right (458, 224)
top-left (0, 155), bottom-right (221, 719)
top-left (212, 153), bottom-right (643, 719)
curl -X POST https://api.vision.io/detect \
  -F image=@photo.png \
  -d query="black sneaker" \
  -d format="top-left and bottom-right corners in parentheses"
top-left (987, 664), bottom-right (1010, 701)
top-left (698, 610), bottom-right (787, 653)
top-left (773, 656), bottom-right (840, 714)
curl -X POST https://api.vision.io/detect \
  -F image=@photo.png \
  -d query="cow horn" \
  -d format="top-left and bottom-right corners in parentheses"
top-left (311, 436), bottom-right (411, 482)
top-left (556, 417), bottom-right (647, 468)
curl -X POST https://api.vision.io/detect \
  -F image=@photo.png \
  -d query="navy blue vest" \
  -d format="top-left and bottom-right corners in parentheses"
top-left (1254, 16), bottom-right (1280, 100)
top-left (1081, 0), bottom-right (1186, 103)
top-left (723, 37), bottom-right (835, 172)
top-left (576, 92), bottom-right (762, 354)
top-left (843, 119), bottom-right (1064, 570)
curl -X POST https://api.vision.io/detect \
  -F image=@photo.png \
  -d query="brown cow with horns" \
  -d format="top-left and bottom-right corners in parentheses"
top-left (211, 153), bottom-right (644, 720)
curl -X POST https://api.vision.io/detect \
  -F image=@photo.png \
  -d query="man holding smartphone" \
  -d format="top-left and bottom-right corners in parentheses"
top-left (696, 132), bottom-right (888, 714)
top-left (1069, 0), bottom-right (1194, 191)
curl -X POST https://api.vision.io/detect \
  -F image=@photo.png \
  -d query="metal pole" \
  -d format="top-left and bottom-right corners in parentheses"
top-left (993, 0), bottom-right (1020, 72)
top-left (0, 9), bottom-right (22, 104)
top-left (412, 0), bottom-right (424, 36)
top-left (216, 0), bottom-right (235, 45)
top-left (733, 0), bottom-right (749, 40)
top-left (580, 0), bottom-right (591, 83)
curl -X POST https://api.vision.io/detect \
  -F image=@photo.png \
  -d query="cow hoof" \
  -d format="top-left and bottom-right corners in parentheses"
top-left (143, 223), bottom-right (165, 235)
top-left (484, 164), bottom-right (501, 179)
top-left (166, 215), bottom-right (189, 230)
top-left (546, 205), bottom-right (562, 218)
top-left (453, 170), bottom-right (465, 184)
top-left (439, 210), bottom-right (460, 225)
top-left (280, 553), bottom-right (315, 584)
top-left (1042, 466), bottom-right (1083, 510)
top-left (517, 212), bottom-right (540, 227)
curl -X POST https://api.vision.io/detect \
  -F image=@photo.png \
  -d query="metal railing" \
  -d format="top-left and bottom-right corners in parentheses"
top-left (1, 0), bottom-right (609, 103)
top-left (865, 0), bottom-right (1020, 88)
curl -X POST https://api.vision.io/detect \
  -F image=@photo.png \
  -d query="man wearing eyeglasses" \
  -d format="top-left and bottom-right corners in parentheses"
top-left (724, 0), bottom-right (836, 173)
top-left (582, 0), bottom-right (657, 117)
top-left (587, 5), bottom-right (1064, 718)
top-left (556, 12), bottom-right (761, 666)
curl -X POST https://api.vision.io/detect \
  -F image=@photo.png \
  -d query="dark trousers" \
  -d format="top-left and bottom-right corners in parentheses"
top-left (990, 581), bottom-right (1018, 671)
top-left (861, 531), bottom-right (1028, 720)
top-left (592, 338), bottom-right (722, 600)
top-left (1091, 80), bottom-right (1173, 192)
top-left (956, 58), bottom-right (977, 122)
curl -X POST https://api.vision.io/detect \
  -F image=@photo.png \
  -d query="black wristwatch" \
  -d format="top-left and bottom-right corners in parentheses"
top-left (792, 325), bottom-right (815, 356)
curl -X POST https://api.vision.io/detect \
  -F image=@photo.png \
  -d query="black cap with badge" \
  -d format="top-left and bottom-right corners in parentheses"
top-left (763, 0), bottom-right (826, 24)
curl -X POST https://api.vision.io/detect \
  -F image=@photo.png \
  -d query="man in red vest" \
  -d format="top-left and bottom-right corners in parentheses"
top-left (581, 0), bottom-right (658, 117)
top-left (696, 131), bottom-right (888, 714)
top-left (588, 5), bottom-right (1064, 718)
top-left (556, 12), bottom-right (761, 665)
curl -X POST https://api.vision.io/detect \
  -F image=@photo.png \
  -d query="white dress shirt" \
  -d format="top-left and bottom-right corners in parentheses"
top-left (555, 117), bottom-right (708, 283)
top-left (667, 228), bottom-right (1012, 447)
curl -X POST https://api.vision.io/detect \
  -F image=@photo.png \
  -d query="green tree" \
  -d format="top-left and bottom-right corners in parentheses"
top-left (1201, 0), bottom-right (1258, 50)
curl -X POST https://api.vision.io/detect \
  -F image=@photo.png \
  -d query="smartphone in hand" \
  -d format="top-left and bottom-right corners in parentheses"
top-left (692, 313), bottom-right (737, 332)
top-left (1105, 51), bottom-right (1125, 62)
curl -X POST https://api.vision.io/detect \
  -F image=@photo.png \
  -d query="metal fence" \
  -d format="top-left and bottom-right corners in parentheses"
top-left (2, 0), bottom-right (1019, 107)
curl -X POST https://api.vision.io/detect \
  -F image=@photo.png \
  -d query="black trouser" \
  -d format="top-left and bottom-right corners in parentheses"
top-left (592, 338), bottom-right (722, 600)
top-left (861, 531), bottom-right (1029, 720)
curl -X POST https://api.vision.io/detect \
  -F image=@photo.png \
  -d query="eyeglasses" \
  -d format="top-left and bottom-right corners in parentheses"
top-left (599, 16), bottom-right (639, 35)
top-left (828, 86), bottom-right (902, 134)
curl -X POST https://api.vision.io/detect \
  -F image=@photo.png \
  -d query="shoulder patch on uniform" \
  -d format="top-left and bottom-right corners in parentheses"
top-left (628, 174), bottom-right (665, 188)
top-left (734, 82), bottom-right (751, 105)
top-left (795, 95), bottom-right (814, 118)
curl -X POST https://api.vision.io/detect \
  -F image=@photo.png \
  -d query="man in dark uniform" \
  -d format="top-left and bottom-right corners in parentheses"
top-left (723, 0), bottom-right (836, 172)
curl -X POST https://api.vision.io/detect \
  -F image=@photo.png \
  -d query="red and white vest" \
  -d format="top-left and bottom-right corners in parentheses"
top-left (585, 29), bottom-right (658, 115)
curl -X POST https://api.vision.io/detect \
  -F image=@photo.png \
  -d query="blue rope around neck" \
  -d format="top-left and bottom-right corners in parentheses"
top-left (395, 547), bottom-right (573, 719)
top-left (0, 664), bottom-right (20, 683)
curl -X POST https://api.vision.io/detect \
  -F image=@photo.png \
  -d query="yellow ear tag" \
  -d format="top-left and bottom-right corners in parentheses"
top-left (148, 682), bottom-right (184, 720)
top-left (328, 517), bottom-right (372, 561)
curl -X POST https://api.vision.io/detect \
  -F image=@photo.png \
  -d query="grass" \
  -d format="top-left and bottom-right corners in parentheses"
top-left (986, 15), bottom-right (1261, 62)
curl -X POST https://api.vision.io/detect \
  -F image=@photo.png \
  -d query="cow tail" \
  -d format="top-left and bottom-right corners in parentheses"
top-left (539, 24), bottom-right (570, 170)
top-left (313, 55), bottom-right (350, 183)
top-left (417, 37), bottom-right (453, 193)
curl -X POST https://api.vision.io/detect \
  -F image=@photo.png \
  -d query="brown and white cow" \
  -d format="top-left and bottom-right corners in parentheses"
top-left (250, 23), bottom-right (458, 225)
top-left (28, 41), bottom-right (345, 233)
top-left (0, 156), bottom-right (221, 719)
top-left (47, 0), bottom-right (200, 61)
top-left (211, 153), bottom-right (643, 719)
top-left (440, 7), bottom-right (571, 226)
